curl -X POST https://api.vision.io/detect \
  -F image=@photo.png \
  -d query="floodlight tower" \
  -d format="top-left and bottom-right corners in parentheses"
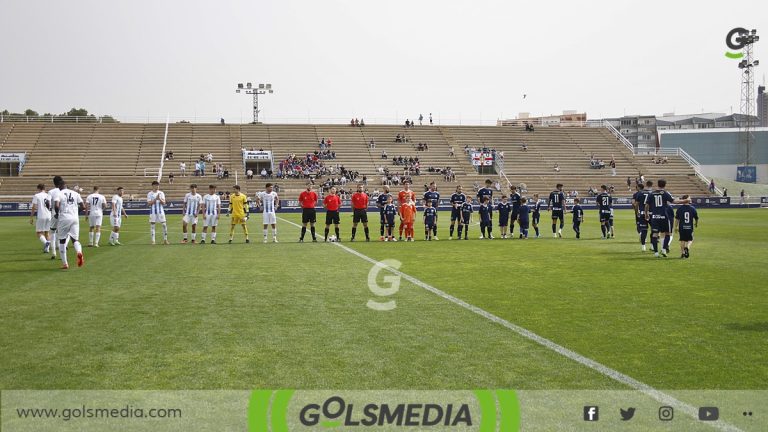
top-left (235, 82), bottom-right (274, 124)
top-left (737, 30), bottom-right (759, 165)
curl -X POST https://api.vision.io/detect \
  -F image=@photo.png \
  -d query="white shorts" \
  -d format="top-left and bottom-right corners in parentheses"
top-left (263, 212), bottom-right (277, 225)
top-left (89, 215), bottom-right (103, 227)
top-left (204, 214), bottom-right (219, 227)
top-left (182, 214), bottom-right (198, 225)
top-left (35, 217), bottom-right (51, 232)
top-left (149, 213), bottom-right (166, 223)
top-left (111, 215), bottom-right (122, 228)
top-left (57, 219), bottom-right (80, 242)
top-left (50, 216), bottom-right (59, 231)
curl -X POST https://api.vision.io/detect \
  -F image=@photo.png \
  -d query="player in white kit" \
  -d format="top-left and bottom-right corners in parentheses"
top-left (48, 176), bottom-right (64, 259)
top-left (147, 180), bottom-right (168, 245)
top-left (109, 187), bottom-right (128, 245)
top-left (54, 180), bottom-right (85, 269)
top-left (200, 184), bottom-right (222, 244)
top-left (85, 186), bottom-right (107, 247)
top-left (256, 183), bottom-right (280, 243)
top-left (30, 183), bottom-right (52, 253)
top-left (182, 184), bottom-right (203, 244)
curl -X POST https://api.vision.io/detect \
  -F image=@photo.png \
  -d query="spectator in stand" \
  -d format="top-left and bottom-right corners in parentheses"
top-left (260, 168), bottom-right (268, 179)
top-left (723, 188), bottom-right (728, 197)
top-left (627, 176), bottom-right (632, 191)
top-left (405, 119), bottom-right (411, 128)
top-left (419, 113), bottom-right (424, 126)
top-left (360, 119), bottom-right (365, 126)
top-left (449, 146), bottom-right (455, 157)
top-left (200, 160), bottom-right (206, 176)
top-left (369, 139), bottom-right (376, 149)
top-left (194, 160), bottom-right (201, 176)
top-left (179, 161), bottom-right (186, 176)
top-left (350, 118), bottom-right (356, 126)
top-left (610, 158), bottom-right (617, 176)
top-left (206, 153), bottom-right (213, 162)
top-left (429, 113), bottom-right (433, 125)
top-left (709, 179), bottom-right (716, 194)
top-left (168, 172), bottom-right (174, 184)
top-left (220, 118), bottom-right (225, 125)
top-left (553, 163), bottom-right (560, 173)
top-left (381, 150), bottom-right (388, 159)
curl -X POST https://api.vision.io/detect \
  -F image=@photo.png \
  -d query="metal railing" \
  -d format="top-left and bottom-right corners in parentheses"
top-left (602, 120), bottom-right (635, 153)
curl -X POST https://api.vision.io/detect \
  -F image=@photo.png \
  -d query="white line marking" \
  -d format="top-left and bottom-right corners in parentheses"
top-left (278, 217), bottom-right (742, 432)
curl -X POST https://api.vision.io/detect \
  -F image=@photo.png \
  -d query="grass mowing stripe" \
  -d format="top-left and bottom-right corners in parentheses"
top-left (278, 216), bottom-right (743, 432)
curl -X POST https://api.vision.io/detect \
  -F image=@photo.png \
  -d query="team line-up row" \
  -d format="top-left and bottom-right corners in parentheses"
top-left (30, 177), bottom-right (701, 270)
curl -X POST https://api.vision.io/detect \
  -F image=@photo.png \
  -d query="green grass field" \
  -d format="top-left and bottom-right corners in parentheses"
top-left (1, 209), bottom-right (767, 392)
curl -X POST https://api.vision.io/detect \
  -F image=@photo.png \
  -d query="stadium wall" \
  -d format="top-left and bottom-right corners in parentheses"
top-left (658, 128), bottom-right (768, 182)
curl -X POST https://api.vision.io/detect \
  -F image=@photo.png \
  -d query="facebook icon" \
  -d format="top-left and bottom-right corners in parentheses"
top-left (584, 406), bottom-right (599, 421)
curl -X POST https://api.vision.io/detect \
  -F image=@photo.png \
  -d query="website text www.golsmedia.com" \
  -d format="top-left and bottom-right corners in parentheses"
top-left (15, 405), bottom-right (182, 422)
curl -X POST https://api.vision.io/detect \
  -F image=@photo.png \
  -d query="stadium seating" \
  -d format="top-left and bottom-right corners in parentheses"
top-left (0, 122), bottom-right (710, 201)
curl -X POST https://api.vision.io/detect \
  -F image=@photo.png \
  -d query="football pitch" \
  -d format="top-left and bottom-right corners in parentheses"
top-left (1, 208), bottom-right (766, 392)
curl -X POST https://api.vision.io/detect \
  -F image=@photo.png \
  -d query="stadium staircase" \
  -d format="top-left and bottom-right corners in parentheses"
top-left (0, 122), bottom-right (709, 201)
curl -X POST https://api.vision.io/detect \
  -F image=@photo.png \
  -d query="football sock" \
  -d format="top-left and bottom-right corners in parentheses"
top-left (399, 224), bottom-right (404, 237)
top-left (151, 225), bottom-right (156, 242)
top-left (95, 232), bottom-right (101, 245)
top-left (335, 227), bottom-right (340, 238)
top-left (560, 221), bottom-right (565, 230)
top-left (480, 226), bottom-right (486, 237)
top-left (351, 227), bottom-right (357, 239)
top-left (510, 223), bottom-right (515, 235)
top-left (229, 225), bottom-right (235, 239)
top-left (191, 233), bottom-right (196, 242)
top-left (662, 235), bottom-right (671, 250)
top-left (300, 227), bottom-right (306, 240)
top-left (457, 225), bottom-right (463, 238)
top-left (534, 226), bottom-right (540, 236)
top-left (273, 228), bottom-right (277, 238)
top-left (202, 232), bottom-right (207, 241)
top-left (651, 236), bottom-right (658, 252)
top-left (310, 226), bottom-right (316, 239)
top-left (425, 228), bottom-right (430, 239)
top-left (161, 222), bottom-right (168, 240)
top-left (211, 232), bottom-right (216, 241)
top-left (552, 223), bottom-right (556, 233)
top-left (601, 225), bottom-right (606, 237)
top-left (380, 224), bottom-right (385, 236)
top-left (39, 234), bottom-right (47, 245)
top-left (242, 225), bottom-right (249, 237)
top-left (73, 240), bottom-right (82, 254)
top-left (450, 224), bottom-right (455, 237)
top-left (51, 232), bottom-right (57, 256)
top-left (59, 241), bottom-right (68, 266)
top-left (364, 227), bottom-right (369, 239)
top-left (640, 229), bottom-right (647, 245)
top-left (183, 233), bottom-right (188, 240)
top-left (324, 228), bottom-right (330, 238)
top-left (263, 229), bottom-right (268, 238)
top-left (432, 225), bottom-right (437, 236)
top-left (89, 232), bottom-right (94, 244)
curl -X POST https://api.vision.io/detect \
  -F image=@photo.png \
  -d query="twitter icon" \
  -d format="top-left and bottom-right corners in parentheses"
top-left (620, 408), bottom-right (636, 421)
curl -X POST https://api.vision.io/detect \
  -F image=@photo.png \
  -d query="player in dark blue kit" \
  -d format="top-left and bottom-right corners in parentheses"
top-left (571, 198), bottom-right (584, 238)
top-left (496, 195), bottom-right (511, 238)
top-left (531, 193), bottom-right (542, 238)
top-left (517, 197), bottom-right (531, 239)
top-left (548, 184), bottom-right (567, 238)
top-left (477, 179), bottom-right (494, 208)
top-left (674, 195), bottom-right (699, 258)
top-left (508, 185), bottom-right (522, 238)
top-left (377, 185), bottom-right (391, 240)
top-left (596, 185), bottom-right (613, 239)
top-left (457, 198), bottom-right (473, 240)
top-left (633, 181), bottom-right (652, 251)
top-left (382, 195), bottom-right (398, 241)
top-left (644, 178), bottom-right (690, 257)
top-left (423, 182), bottom-right (440, 240)
top-left (423, 200), bottom-right (438, 241)
top-left (478, 197), bottom-right (493, 239)
top-left (449, 185), bottom-right (466, 240)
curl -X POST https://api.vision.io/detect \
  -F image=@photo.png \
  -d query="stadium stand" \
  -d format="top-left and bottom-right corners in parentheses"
top-left (0, 122), bottom-right (710, 201)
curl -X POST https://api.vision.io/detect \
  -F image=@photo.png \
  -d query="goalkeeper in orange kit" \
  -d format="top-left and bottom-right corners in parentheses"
top-left (399, 196), bottom-right (417, 242)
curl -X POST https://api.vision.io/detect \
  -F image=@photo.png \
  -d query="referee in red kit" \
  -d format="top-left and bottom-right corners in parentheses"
top-left (323, 186), bottom-right (342, 242)
top-left (298, 183), bottom-right (318, 242)
top-left (350, 184), bottom-right (370, 242)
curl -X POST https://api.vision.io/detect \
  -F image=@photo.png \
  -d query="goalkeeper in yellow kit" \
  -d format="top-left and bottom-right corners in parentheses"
top-left (228, 185), bottom-right (250, 243)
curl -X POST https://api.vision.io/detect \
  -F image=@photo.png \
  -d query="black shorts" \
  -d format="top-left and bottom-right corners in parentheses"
top-left (325, 210), bottom-right (340, 225)
top-left (379, 209), bottom-right (386, 224)
top-left (425, 220), bottom-right (436, 228)
top-left (461, 213), bottom-right (471, 224)
top-left (651, 217), bottom-right (671, 233)
top-left (352, 209), bottom-right (368, 223)
top-left (636, 216), bottom-right (648, 230)
top-left (679, 229), bottom-right (694, 242)
top-left (498, 216), bottom-right (509, 227)
top-left (519, 220), bottom-right (529, 230)
top-left (510, 210), bottom-right (519, 223)
top-left (302, 208), bottom-right (317, 224)
top-left (551, 210), bottom-right (564, 220)
top-left (600, 212), bottom-right (611, 222)
top-left (385, 218), bottom-right (396, 227)
top-left (451, 208), bottom-right (462, 221)
top-left (532, 213), bottom-right (540, 225)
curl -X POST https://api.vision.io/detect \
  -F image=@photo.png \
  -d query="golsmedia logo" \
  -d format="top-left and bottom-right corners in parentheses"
top-left (248, 390), bottom-right (520, 431)
top-left (725, 27), bottom-right (748, 59)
